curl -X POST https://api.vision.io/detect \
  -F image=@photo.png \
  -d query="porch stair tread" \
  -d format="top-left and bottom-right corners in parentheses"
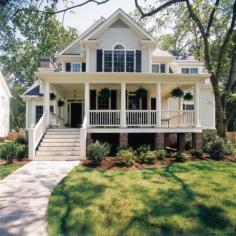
top-left (35, 128), bottom-right (83, 161)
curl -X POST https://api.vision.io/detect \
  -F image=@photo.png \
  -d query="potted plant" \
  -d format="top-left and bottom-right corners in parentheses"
top-left (170, 87), bottom-right (184, 98)
top-left (184, 92), bottom-right (193, 100)
top-left (135, 87), bottom-right (147, 98)
top-left (50, 93), bottom-right (56, 100)
top-left (58, 100), bottom-right (65, 107)
top-left (99, 88), bottom-right (111, 98)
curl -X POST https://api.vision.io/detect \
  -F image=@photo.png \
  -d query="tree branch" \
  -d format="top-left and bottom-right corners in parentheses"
top-left (216, 0), bottom-right (236, 77)
top-left (206, 0), bottom-right (220, 37)
top-left (134, 0), bottom-right (185, 18)
top-left (14, 0), bottom-right (110, 15)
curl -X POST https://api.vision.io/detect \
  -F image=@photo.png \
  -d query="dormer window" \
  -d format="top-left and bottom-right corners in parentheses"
top-left (181, 67), bottom-right (198, 74)
top-left (152, 64), bottom-right (166, 73)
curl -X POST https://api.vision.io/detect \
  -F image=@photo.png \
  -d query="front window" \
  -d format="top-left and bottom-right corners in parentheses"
top-left (152, 64), bottom-right (166, 73)
top-left (103, 44), bottom-right (135, 72)
top-left (128, 96), bottom-right (140, 110)
top-left (98, 96), bottom-right (109, 109)
top-left (183, 104), bottom-right (194, 110)
top-left (71, 63), bottom-right (81, 72)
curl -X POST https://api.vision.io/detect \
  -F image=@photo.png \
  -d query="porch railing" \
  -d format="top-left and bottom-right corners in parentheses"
top-left (88, 110), bottom-right (195, 128)
top-left (89, 110), bottom-right (121, 127)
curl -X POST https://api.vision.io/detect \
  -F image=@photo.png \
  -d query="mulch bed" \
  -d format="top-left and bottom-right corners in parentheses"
top-left (82, 154), bottom-right (236, 170)
top-left (0, 159), bottom-right (30, 166)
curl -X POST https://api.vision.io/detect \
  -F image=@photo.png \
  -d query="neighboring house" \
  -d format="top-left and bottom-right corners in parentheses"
top-left (22, 9), bottom-right (215, 160)
top-left (0, 72), bottom-right (12, 138)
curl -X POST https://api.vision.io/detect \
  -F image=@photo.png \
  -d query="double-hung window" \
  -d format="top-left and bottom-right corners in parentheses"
top-left (152, 64), bottom-right (166, 73)
top-left (103, 44), bottom-right (135, 72)
top-left (71, 63), bottom-right (81, 72)
top-left (181, 67), bottom-right (198, 74)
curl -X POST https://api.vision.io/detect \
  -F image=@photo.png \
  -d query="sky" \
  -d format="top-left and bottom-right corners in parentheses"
top-left (56, 0), bottom-right (136, 33)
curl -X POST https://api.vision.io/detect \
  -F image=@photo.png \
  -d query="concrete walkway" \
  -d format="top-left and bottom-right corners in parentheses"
top-left (0, 161), bottom-right (79, 236)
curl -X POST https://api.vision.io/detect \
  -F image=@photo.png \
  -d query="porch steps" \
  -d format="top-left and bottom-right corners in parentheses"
top-left (34, 128), bottom-right (82, 161)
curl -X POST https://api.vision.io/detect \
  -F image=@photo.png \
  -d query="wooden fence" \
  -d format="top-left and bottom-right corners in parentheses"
top-left (227, 132), bottom-right (236, 143)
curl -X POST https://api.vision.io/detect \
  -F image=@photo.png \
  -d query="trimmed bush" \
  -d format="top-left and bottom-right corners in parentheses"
top-left (142, 151), bottom-right (157, 164)
top-left (155, 149), bottom-right (167, 160)
top-left (116, 149), bottom-right (136, 167)
top-left (0, 143), bottom-right (17, 164)
top-left (174, 151), bottom-right (191, 162)
top-left (15, 144), bottom-right (28, 161)
top-left (15, 136), bottom-right (28, 145)
top-left (87, 141), bottom-right (111, 165)
top-left (190, 149), bottom-right (203, 158)
top-left (209, 137), bottom-right (225, 160)
top-left (136, 144), bottom-right (150, 155)
top-left (224, 142), bottom-right (234, 155)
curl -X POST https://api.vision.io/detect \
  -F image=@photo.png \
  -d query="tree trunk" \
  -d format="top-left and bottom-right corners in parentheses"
top-left (210, 75), bottom-right (227, 138)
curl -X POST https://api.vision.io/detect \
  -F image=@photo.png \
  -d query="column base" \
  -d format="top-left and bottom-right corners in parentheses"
top-left (86, 133), bottom-right (93, 146)
top-left (192, 133), bottom-right (203, 150)
top-left (177, 133), bottom-right (185, 151)
top-left (119, 133), bottom-right (128, 147)
top-left (155, 133), bottom-right (164, 149)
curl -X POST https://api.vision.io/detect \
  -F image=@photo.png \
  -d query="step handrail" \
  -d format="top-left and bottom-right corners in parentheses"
top-left (80, 117), bottom-right (87, 159)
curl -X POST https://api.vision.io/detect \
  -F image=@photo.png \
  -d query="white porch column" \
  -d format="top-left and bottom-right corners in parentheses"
top-left (84, 81), bottom-right (90, 126)
top-left (121, 82), bottom-right (126, 127)
top-left (156, 84), bottom-right (161, 127)
top-left (194, 83), bottom-right (201, 127)
top-left (44, 81), bottom-right (50, 126)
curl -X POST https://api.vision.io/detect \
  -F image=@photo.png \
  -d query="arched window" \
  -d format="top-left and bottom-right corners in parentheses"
top-left (114, 44), bottom-right (125, 50)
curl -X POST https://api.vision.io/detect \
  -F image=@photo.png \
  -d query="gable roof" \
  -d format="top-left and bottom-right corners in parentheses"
top-left (0, 72), bottom-right (12, 98)
top-left (22, 80), bottom-right (43, 97)
top-left (85, 9), bottom-right (156, 41)
top-left (58, 17), bottom-right (106, 55)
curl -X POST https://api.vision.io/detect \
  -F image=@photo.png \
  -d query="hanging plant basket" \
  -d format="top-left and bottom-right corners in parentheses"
top-left (184, 92), bottom-right (193, 101)
top-left (170, 87), bottom-right (184, 98)
top-left (99, 88), bottom-right (111, 98)
top-left (135, 87), bottom-right (147, 98)
top-left (58, 100), bottom-right (65, 107)
top-left (50, 93), bottom-right (56, 100)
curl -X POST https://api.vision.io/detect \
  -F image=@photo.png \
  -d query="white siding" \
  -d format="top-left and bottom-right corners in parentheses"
top-left (0, 96), bottom-right (10, 137)
top-left (142, 48), bottom-right (150, 73)
top-left (200, 87), bottom-right (215, 129)
top-left (89, 48), bottom-right (97, 72)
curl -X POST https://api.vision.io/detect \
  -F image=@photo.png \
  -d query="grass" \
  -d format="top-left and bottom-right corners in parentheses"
top-left (48, 161), bottom-right (236, 236)
top-left (0, 162), bottom-right (21, 180)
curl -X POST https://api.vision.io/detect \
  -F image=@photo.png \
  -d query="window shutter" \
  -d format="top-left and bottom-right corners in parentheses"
top-left (82, 63), bottom-right (86, 72)
top-left (141, 97), bottom-right (147, 110)
top-left (96, 49), bottom-right (103, 72)
top-left (160, 64), bottom-right (166, 73)
top-left (90, 90), bottom-right (96, 110)
top-left (136, 50), bottom-right (142, 72)
top-left (65, 63), bottom-right (71, 72)
top-left (151, 98), bottom-right (156, 110)
top-left (111, 90), bottom-right (117, 110)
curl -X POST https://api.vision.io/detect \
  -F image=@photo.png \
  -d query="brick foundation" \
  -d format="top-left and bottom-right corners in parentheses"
top-left (86, 133), bottom-right (93, 146)
top-left (119, 133), bottom-right (128, 147)
top-left (177, 133), bottom-right (185, 151)
top-left (192, 133), bottom-right (203, 149)
top-left (155, 133), bottom-right (164, 149)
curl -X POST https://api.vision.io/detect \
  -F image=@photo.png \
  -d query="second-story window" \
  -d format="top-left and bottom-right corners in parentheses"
top-left (152, 64), bottom-right (166, 73)
top-left (103, 44), bottom-right (135, 72)
top-left (181, 67), bottom-right (198, 74)
top-left (71, 63), bottom-right (81, 72)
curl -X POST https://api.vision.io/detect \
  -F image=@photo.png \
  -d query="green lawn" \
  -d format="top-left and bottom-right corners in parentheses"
top-left (0, 163), bottom-right (21, 180)
top-left (48, 161), bottom-right (236, 236)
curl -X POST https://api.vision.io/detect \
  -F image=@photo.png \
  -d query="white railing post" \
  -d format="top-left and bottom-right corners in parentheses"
top-left (194, 83), bottom-right (201, 127)
top-left (156, 84), bottom-right (161, 127)
top-left (121, 82), bottom-right (126, 127)
top-left (28, 128), bottom-right (35, 160)
top-left (84, 81), bottom-right (90, 127)
top-left (80, 117), bottom-right (87, 159)
top-left (44, 82), bottom-right (50, 126)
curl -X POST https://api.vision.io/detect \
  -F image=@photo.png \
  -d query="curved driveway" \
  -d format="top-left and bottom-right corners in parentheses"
top-left (0, 161), bottom-right (79, 236)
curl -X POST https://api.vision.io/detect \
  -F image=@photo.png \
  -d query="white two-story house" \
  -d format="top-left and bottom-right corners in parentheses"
top-left (22, 9), bottom-right (215, 160)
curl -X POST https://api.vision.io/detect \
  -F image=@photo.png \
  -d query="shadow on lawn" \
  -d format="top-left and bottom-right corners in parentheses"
top-left (49, 164), bottom-right (234, 236)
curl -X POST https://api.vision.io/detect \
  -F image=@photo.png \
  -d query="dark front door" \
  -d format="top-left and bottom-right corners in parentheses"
top-left (71, 103), bottom-right (82, 128)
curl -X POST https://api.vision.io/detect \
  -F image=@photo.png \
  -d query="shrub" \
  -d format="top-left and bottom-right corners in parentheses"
top-left (15, 144), bottom-right (28, 161)
top-left (116, 149), bottom-right (136, 167)
top-left (224, 142), bottom-right (234, 155)
top-left (136, 144), bottom-right (150, 155)
top-left (190, 149), bottom-right (203, 158)
top-left (209, 137), bottom-right (225, 160)
top-left (0, 143), bottom-right (17, 164)
top-left (203, 130), bottom-right (218, 153)
top-left (87, 141), bottom-right (111, 165)
top-left (142, 151), bottom-right (157, 164)
top-left (15, 136), bottom-right (28, 145)
top-left (155, 149), bottom-right (167, 160)
top-left (185, 140), bottom-right (192, 150)
top-left (174, 151), bottom-right (191, 162)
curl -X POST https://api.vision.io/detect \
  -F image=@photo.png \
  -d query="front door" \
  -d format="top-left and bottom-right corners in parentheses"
top-left (71, 103), bottom-right (82, 128)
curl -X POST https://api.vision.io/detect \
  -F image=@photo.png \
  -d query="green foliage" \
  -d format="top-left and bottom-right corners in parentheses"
top-left (203, 130), bottom-right (218, 153)
top-left (224, 142), bottom-right (234, 155)
top-left (98, 88), bottom-right (111, 98)
top-left (57, 100), bottom-right (65, 107)
top-left (141, 151), bottom-right (157, 164)
top-left (15, 144), bottom-right (27, 161)
top-left (87, 141), bottom-right (111, 165)
top-left (208, 138), bottom-right (226, 160)
top-left (184, 92), bottom-right (193, 101)
top-left (135, 87), bottom-right (148, 98)
top-left (15, 136), bottom-right (28, 145)
top-left (136, 144), bottom-right (150, 155)
top-left (190, 149), bottom-right (203, 158)
top-left (155, 149), bottom-right (167, 160)
top-left (0, 143), bottom-right (17, 164)
top-left (174, 151), bottom-right (191, 163)
top-left (170, 87), bottom-right (184, 98)
top-left (116, 149), bottom-right (136, 167)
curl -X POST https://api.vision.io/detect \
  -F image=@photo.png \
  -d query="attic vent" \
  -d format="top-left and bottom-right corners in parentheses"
top-left (110, 19), bottom-right (129, 28)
